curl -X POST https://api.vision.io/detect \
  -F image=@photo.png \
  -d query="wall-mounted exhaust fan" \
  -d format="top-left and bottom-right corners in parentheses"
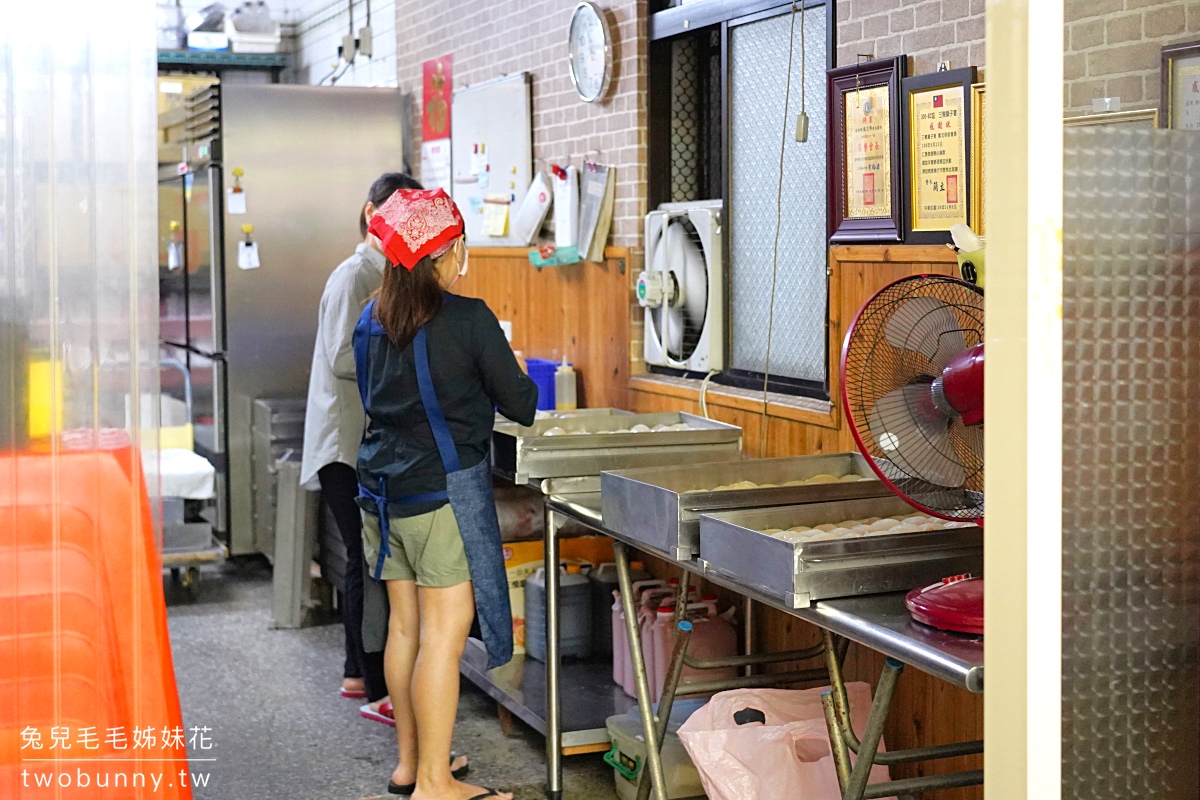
top-left (639, 201), bottom-right (724, 373)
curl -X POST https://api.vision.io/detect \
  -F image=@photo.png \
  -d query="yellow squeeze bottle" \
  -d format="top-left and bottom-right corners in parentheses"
top-left (555, 357), bottom-right (577, 410)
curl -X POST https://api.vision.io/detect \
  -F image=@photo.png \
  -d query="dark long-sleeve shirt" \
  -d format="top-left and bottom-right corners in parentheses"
top-left (357, 293), bottom-right (538, 517)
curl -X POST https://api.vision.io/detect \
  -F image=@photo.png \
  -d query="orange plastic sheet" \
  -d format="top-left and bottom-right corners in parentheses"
top-left (0, 433), bottom-right (193, 799)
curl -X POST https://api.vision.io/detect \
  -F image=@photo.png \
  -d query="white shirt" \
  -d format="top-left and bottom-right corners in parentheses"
top-left (300, 242), bottom-right (387, 489)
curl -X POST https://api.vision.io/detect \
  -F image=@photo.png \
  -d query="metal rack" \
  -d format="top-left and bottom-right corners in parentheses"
top-left (539, 492), bottom-right (984, 800)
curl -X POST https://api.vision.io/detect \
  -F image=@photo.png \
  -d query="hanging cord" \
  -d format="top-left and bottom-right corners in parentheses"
top-left (699, 369), bottom-right (719, 419)
top-left (758, 1), bottom-right (800, 456)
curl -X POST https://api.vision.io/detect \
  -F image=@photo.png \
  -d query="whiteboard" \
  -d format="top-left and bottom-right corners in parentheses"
top-left (451, 73), bottom-right (533, 246)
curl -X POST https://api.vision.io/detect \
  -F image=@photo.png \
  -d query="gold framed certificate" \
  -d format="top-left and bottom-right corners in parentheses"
top-left (827, 56), bottom-right (905, 243)
top-left (1161, 41), bottom-right (1200, 130)
top-left (902, 67), bottom-right (977, 244)
top-left (970, 83), bottom-right (985, 238)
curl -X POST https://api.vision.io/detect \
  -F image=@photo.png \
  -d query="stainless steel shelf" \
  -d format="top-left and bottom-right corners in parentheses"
top-left (460, 637), bottom-right (634, 749)
top-left (158, 50), bottom-right (289, 70)
top-left (544, 491), bottom-right (984, 693)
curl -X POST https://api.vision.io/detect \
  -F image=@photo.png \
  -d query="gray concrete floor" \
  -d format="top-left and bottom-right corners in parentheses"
top-left (165, 559), bottom-right (617, 800)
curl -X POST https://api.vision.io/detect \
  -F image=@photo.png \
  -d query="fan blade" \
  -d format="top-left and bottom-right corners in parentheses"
top-left (884, 297), bottom-right (966, 373)
top-left (665, 303), bottom-right (685, 359)
top-left (868, 385), bottom-right (967, 488)
top-left (676, 225), bottom-right (708, 332)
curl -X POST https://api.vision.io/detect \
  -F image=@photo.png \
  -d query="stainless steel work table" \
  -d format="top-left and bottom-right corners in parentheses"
top-left (544, 492), bottom-right (983, 693)
top-left (460, 488), bottom-right (984, 799)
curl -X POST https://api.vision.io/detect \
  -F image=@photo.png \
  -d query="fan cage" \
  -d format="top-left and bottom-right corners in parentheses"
top-left (649, 214), bottom-right (709, 363)
top-left (841, 275), bottom-right (985, 520)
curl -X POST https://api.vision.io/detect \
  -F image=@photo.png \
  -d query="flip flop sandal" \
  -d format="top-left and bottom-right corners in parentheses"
top-left (466, 790), bottom-right (505, 800)
top-left (385, 753), bottom-right (470, 795)
top-left (359, 701), bottom-right (395, 727)
top-left (340, 687), bottom-right (367, 699)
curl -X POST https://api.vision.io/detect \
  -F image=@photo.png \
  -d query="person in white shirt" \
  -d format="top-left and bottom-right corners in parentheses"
top-left (300, 172), bottom-right (422, 715)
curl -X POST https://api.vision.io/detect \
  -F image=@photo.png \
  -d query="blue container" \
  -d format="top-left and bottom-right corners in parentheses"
top-left (525, 358), bottom-right (557, 410)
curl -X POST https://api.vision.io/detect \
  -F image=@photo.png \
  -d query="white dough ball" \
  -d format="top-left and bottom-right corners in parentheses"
top-left (814, 523), bottom-right (837, 532)
top-left (869, 519), bottom-right (901, 531)
top-left (544, 426), bottom-right (567, 436)
top-left (839, 474), bottom-right (863, 482)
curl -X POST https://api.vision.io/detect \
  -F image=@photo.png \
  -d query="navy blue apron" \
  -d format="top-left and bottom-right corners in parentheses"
top-left (352, 299), bottom-right (514, 669)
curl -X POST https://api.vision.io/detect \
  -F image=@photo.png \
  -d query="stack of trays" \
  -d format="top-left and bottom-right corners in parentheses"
top-left (699, 495), bottom-right (983, 608)
top-left (600, 453), bottom-right (890, 561)
top-left (491, 411), bottom-right (742, 489)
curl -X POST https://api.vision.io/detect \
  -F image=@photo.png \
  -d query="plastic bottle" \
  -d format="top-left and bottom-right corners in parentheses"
top-left (649, 601), bottom-right (718, 701)
top-left (524, 564), bottom-right (592, 662)
top-left (554, 357), bottom-right (577, 410)
top-left (630, 588), bottom-right (675, 697)
top-left (614, 578), bottom-right (664, 685)
top-left (591, 560), bottom-right (648, 658)
top-left (682, 599), bottom-right (738, 684)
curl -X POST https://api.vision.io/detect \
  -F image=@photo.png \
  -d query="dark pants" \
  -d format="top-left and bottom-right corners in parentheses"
top-left (318, 462), bottom-right (387, 702)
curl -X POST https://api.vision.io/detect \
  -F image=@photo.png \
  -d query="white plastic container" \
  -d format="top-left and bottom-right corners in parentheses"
top-left (224, 14), bottom-right (280, 53)
top-left (592, 561), bottom-right (649, 657)
top-left (525, 564), bottom-right (592, 662)
top-left (606, 699), bottom-right (707, 800)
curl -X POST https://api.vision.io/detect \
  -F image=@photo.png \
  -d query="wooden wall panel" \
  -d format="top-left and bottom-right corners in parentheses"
top-left (631, 245), bottom-right (981, 798)
top-left (465, 243), bottom-right (980, 795)
top-left (455, 247), bottom-right (633, 409)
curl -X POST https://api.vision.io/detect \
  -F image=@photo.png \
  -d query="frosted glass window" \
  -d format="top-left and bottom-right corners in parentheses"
top-left (729, 7), bottom-right (828, 384)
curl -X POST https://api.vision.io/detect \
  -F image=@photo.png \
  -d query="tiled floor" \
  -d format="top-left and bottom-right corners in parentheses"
top-left (165, 559), bottom-right (616, 800)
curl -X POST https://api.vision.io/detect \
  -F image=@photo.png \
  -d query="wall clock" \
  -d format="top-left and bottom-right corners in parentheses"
top-left (568, 2), bottom-right (613, 104)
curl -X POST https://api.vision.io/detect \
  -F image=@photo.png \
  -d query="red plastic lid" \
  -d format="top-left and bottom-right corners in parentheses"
top-left (905, 575), bottom-right (983, 635)
top-left (657, 605), bottom-right (674, 613)
top-left (702, 593), bottom-right (717, 602)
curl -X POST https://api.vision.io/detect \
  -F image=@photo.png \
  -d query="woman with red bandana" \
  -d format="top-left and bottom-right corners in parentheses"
top-left (353, 188), bottom-right (536, 800)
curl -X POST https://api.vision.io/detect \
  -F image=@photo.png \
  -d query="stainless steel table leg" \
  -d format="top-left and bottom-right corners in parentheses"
top-left (843, 657), bottom-right (903, 800)
top-left (614, 541), bottom-right (667, 800)
top-left (743, 596), bottom-right (754, 677)
top-left (636, 619), bottom-right (692, 800)
top-left (544, 505), bottom-right (562, 800)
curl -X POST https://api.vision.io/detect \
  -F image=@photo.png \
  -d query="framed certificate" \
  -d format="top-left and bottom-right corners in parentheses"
top-left (902, 67), bottom-right (977, 245)
top-left (826, 56), bottom-right (906, 243)
top-left (1161, 40), bottom-right (1200, 130)
top-left (1063, 109), bottom-right (1158, 128)
top-left (970, 83), bottom-right (985, 237)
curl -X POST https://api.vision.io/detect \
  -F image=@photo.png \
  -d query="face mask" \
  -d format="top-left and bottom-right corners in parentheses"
top-left (447, 242), bottom-right (468, 288)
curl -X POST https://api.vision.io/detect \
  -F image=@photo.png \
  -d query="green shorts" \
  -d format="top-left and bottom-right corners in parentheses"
top-left (361, 504), bottom-right (472, 587)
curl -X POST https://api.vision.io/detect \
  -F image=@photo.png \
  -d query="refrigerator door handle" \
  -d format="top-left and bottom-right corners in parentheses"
top-left (208, 164), bottom-right (227, 354)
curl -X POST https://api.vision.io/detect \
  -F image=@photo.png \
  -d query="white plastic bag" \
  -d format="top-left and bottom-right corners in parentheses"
top-left (676, 683), bottom-right (893, 800)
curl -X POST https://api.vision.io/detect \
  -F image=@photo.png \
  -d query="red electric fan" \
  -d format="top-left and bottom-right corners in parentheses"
top-left (841, 275), bottom-right (984, 635)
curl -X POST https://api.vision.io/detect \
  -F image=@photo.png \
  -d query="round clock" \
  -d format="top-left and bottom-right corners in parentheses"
top-left (568, 2), bottom-right (613, 104)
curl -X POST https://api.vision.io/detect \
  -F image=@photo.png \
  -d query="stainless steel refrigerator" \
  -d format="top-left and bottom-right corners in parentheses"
top-left (158, 83), bottom-right (408, 556)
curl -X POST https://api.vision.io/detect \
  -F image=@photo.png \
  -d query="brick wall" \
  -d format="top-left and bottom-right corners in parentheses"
top-left (837, 0), bottom-right (1200, 114)
top-left (395, 0), bottom-right (648, 250)
top-left (836, 0), bottom-right (986, 77)
top-left (1063, 0), bottom-right (1200, 114)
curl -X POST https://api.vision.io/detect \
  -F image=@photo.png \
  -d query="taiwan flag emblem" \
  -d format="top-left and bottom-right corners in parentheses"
top-left (933, 95), bottom-right (944, 108)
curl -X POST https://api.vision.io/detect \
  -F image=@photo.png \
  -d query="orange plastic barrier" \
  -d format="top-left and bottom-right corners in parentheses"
top-left (0, 433), bottom-right (193, 799)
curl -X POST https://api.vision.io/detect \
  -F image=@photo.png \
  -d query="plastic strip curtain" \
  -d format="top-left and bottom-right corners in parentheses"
top-left (1, 3), bottom-right (191, 798)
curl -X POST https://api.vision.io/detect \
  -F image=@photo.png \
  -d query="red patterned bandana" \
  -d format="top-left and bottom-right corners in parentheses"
top-left (368, 188), bottom-right (465, 270)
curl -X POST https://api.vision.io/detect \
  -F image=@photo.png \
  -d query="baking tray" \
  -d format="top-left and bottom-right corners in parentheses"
top-left (494, 407), bottom-right (632, 427)
top-left (491, 411), bottom-right (742, 488)
top-left (699, 496), bottom-right (982, 608)
top-left (601, 453), bottom-right (892, 561)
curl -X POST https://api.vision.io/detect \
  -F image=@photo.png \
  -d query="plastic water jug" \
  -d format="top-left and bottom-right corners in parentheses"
top-left (592, 561), bottom-right (648, 657)
top-left (648, 602), bottom-right (718, 702)
top-left (681, 601), bottom-right (738, 685)
top-left (626, 588), bottom-right (675, 697)
top-left (524, 564), bottom-right (592, 662)
top-left (613, 579), bottom-right (664, 684)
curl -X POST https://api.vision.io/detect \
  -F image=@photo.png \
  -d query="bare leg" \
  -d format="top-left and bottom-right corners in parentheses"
top-left (410, 581), bottom-right (512, 800)
top-left (384, 579), bottom-right (420, 786)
